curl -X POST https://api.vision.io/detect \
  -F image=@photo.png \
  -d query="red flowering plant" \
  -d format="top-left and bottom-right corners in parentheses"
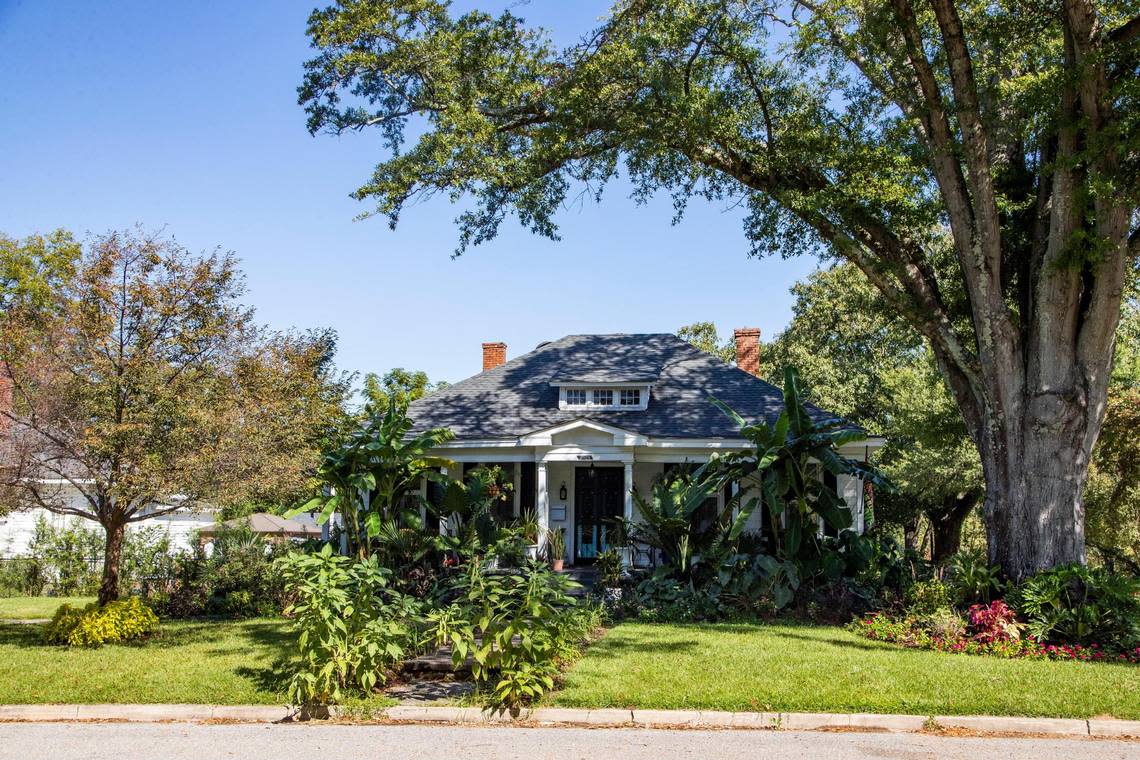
top-left (850, 612), bottom-right (1140, 663)
top-left (967, 600), bottom-right (1022, 643)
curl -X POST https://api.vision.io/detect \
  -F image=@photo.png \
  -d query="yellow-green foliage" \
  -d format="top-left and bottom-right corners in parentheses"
top-left (906, 579), bottom-right (954, 616)
top-left (44, 597), bottom-right (158, 647)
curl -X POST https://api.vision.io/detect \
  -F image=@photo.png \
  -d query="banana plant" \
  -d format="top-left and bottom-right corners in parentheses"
top-left (289, 399), bottom-right (453, 559)
top-left (711, 366), bottom-right (889, 563)
top-left (617, 461), bottom-right (758, 580)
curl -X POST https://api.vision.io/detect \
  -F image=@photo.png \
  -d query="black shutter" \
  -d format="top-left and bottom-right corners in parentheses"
top-left (520, 462), bottom-right (535, 513)
top-left (823, 470), bottom-right (840, 537)
top-left (424, 468), bottom-right (443, 532)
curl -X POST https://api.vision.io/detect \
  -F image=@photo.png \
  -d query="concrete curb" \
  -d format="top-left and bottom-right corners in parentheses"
top-left (0, 704), bottom-right (1137, 738)
top-left (0, 704), bottom-right (293, 723)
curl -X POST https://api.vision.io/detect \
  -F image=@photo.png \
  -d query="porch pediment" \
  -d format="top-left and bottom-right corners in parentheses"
top-left (518, 418), bottom-right (648, 447)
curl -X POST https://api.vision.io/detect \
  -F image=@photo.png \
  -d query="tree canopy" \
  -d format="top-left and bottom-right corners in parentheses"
top-left (677, 321), bottom-right (737, 363)
top-left (299, 0), bottom-right (1139, 578)
top-left (362, 367), bottom-right (448, 410)
top-left (0, 229), bottom-right (352, 601)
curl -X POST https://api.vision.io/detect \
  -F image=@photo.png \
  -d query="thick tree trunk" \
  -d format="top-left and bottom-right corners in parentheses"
top-left (903, 517), bottom-right (921, 554)
top-left (928, 492), bottom-right (978, 564)
top-left (979, 402), bottom-right (1092, 581)
top-left (98, 521), bottom-right (126, 606)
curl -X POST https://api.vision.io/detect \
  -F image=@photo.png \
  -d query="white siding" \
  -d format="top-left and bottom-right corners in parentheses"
top-left (0, 484), bottom-right (214, 557)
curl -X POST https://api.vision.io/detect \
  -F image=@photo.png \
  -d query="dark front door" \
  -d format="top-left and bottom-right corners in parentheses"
top-left (574, 466), bottom-right (624, 562)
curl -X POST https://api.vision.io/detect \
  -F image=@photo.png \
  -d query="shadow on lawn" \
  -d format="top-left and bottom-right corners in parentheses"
top-left (596, 621), bottom-right (913, 658)
top-left (235, 659), bottom-right (294, 695)
top-left (765, 628), bottom-right (905, 654)
top-left (146, 618), bottom-right (291, 651)
top-left (585, 634), bottom-right (702, 660)
top-left (0, 622), bottom-right (43, 647)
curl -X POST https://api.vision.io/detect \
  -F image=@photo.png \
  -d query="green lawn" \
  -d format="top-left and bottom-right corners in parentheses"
top-left (0, 597), bottom-right (95, 620)
top-left (554, 622), bottom-right (1140, 719)
top-left (0, 617), bottom-right (301, 705)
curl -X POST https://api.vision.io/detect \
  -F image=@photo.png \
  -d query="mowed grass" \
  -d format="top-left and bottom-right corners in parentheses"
top-left (0, 617), bottom-right (297, 704)
top-left (0, 597), bottom-right (95, 620)
top-left (554, 622), bottom-right (1140, 719)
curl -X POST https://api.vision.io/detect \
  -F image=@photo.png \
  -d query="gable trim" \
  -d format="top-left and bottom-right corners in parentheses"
top-left (518, 418), bottom-right (649, 447)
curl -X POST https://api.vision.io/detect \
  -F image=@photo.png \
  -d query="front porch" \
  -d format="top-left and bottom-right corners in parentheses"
top-left (428, 419), bottom-right (869, 567)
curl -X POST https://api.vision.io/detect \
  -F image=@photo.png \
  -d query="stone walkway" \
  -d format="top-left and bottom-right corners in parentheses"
top-left (385, 681), bottom-right (475, 704)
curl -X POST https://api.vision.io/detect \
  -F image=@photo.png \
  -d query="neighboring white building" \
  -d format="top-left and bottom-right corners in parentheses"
top-left (0, 483), bottom-right (215, 558)
top-left (407, 331), bottom-right (884, 566)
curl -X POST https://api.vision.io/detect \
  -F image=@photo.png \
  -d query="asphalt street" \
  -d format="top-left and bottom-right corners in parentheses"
top-left (0, 722), bottom-right (1137, 760)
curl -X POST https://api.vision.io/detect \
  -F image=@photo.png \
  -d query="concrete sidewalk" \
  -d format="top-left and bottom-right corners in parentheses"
top-left (1, 704), bottom-right (1137, 738)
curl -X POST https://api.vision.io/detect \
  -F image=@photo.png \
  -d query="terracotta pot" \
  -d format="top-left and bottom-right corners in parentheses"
top-left (552, 559), bottom-right (565, 572)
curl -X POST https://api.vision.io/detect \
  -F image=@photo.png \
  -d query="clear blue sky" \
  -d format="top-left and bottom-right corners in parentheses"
top-left (0, 0), bottom-right (819, 385)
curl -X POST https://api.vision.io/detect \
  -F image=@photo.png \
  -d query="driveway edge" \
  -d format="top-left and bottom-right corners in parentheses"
top-left (1, 704), bottom-right (1137, 738)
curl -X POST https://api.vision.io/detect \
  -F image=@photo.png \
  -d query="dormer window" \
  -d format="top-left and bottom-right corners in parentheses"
top-left (555, 382), bottom-right (651, 411)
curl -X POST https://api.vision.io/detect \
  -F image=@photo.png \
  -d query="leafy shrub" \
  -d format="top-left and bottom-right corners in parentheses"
top-left (946, 550), bottom-right (1003, 605)
top-left (121, 527), bottom-right (176, 594)
top-left (0, 558), bottom-right (46, 597)
top-left (12, 519), bottom-right (177, 598)
top-left (917, 607), bottom-right (967, 642)
top-left (27, 517), bottom-right (102, 595)
top-left (158, 527), bottom-right (286, 618)
top-left (857, 536), bottom-right (919, 606)
top-left (1011, 564), bottom-right (1140, 649)
top-left (278, 545), bottom-right (427, 705)
top-left (43, 597), bottom-right (158, 647)
top-left (631, 571), bottom-right (722, 622)
top-left (857, 612), bottom-right (931, 648)
top-left (432, 560), bottom-right (594, 709)
top-left (805, 577), bottom-right (878, 624)
top-left (596, 548), bottom-right (623, 588)
top-left (905, 579), bottom-right (953, 616)
top-left (967, 600), bottom-right (1022, 643)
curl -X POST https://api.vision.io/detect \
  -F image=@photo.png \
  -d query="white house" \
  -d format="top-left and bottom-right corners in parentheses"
top-left (0, 484), bottom-right (215, 558)
top-left (407, 330), bottom-right (883, 566)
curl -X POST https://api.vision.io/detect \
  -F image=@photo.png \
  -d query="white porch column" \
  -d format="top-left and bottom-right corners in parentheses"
top-left (622, 462), bottom-right (634, 568)
top-left (623, 462), bottom-right (634, 522)
top-left (512, 464), bottom-right (521, 518)
top-left (536, 461), bottom-right (550, 550)
top-left (838, 474), bottom-right (864, 533)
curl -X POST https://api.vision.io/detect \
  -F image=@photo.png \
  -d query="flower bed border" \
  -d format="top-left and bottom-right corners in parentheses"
top-left (852, 612), bottom-right (1140, 663)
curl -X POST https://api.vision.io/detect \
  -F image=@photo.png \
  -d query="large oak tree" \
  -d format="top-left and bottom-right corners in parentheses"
top-left (298, 0), bottom-right (1139, 578)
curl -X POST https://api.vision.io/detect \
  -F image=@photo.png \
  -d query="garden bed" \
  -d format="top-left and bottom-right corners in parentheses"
top-left (552, 621), bottom-right (1140, 719)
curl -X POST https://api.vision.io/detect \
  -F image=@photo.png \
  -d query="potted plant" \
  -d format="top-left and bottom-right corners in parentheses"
top-left (546, 527), bottom-right (566, 572)
top-left (518, 508), bottom-right (541, 560)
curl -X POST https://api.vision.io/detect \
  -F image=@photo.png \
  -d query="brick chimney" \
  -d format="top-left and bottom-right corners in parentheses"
top-left (482, 342), bottom-right (507, 371)
top-left (734, 328), bottom-right (762, 377)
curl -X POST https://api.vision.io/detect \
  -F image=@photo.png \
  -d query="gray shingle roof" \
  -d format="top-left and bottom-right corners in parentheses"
top-left (408, 334), bottom-right (851, 441)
